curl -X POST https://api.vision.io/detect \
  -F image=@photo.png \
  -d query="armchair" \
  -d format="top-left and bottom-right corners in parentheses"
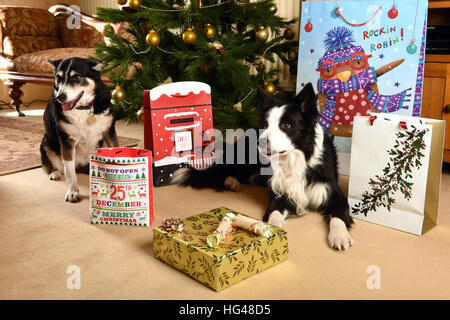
top-left (0, 4), bottom-right (109, 116)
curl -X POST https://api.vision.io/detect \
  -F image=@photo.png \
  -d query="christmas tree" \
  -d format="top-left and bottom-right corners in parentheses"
top-left (94, 0), bottom-right (298, 129)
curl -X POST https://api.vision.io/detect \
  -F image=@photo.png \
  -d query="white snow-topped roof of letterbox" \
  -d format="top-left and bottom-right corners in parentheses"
top-left (149, 81), bottom-right (211, 101)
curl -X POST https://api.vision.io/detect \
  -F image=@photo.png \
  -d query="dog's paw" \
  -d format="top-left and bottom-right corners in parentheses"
top-left (224, 176), bottom-right (240, 192)
top-left (49, 171), bottom-right (61, 181)
top-left (328, 230), bottom-right (354, 252)
top-left (296, 207), bottom-right (306, 217)
top-left (65, 190), bottom-right (80, 203)
top-left (328, 218), bottom-right (354, 252)
top-left (267, 210), bottom-right (287, 227)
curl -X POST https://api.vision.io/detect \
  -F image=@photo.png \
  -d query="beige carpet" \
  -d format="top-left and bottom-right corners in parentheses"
top-left (0, 168), bottom-right (449, 299)
top-left (0, 117), bottom-right (140, 176)
top-left (1, 106), bottom-right (450, 299)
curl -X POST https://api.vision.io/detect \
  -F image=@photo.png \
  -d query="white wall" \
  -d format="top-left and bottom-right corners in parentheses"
top-left (274, 0), bottom-right (301, 90)
top-left (79, 0), bottom-right (116, 15)
top-left (0, 0), bottom-right (80, 8)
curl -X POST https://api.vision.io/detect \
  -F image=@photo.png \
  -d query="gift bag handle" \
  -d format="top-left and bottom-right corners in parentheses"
top-left (369, 116), bottom-right (408, 129)
top-left (95, 147), bottom-right (150, 158)
top-left (335, 6), bottom-right (382, 26)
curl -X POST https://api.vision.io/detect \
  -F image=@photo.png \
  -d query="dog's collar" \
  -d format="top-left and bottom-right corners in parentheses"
top-left (76, 103), bottom-right (94, 111)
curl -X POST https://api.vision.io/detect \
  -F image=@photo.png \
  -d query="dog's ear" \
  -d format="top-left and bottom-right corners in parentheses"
top-left (90, 61), bottom-right (108, 72)
top-left (257, 86), bottom-right (282, 112)
top-left (48, 59), bottom-right (62, 69)
top-left (295, 83), bottom-right (317, 114)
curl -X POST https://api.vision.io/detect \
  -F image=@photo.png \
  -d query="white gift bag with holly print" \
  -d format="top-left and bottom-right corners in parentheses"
top-left (348, 114), bottom-right (445, 235)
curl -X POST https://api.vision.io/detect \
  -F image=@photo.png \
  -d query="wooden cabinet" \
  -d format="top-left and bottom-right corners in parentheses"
top-left (423, 1), bottom-right (450, 163)
top-left (423, 57), bottom-right (450, 162)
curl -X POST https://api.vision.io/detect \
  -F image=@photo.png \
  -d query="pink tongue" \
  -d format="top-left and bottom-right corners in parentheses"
top-left (62, 102), bottom-right (73, 111)
top-left (61, 91), bottom-right (83, 111)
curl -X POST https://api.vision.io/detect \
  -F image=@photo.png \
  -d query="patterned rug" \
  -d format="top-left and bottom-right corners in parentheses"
top-left (0, 117), bottom-right (140, 176)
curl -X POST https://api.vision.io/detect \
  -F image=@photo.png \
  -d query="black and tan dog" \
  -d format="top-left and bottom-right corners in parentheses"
top-left (40, 57), bottom-right (118, 202)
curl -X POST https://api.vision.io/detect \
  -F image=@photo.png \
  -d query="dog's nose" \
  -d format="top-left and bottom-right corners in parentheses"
top-left (258, 138), bottom-right (267, 149)
top-left (56, 93), bottom-right (67, 103)
top-left (258, 136), bottom-right (271, 154)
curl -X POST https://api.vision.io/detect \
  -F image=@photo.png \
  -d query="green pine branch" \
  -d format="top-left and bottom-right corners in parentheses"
top-left (93, 0), bottom-right (298, 128)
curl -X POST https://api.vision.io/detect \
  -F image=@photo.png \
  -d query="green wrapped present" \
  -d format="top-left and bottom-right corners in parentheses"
top-left (153, 207), bottom-right (288, 291)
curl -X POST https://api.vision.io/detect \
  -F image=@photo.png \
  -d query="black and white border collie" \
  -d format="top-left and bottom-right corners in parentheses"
top-left (173, 83), bottom-right (354, 251)
top-left (40, 57), bottom-right (118, 202)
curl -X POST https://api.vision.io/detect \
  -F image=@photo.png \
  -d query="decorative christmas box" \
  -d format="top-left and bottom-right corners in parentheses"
top-left (90, 148), bottom-right (154, 227)
top-left (153, 207), bottom-right (289, 291)
top-left (143, 81), bottom-right (215, 187)
top-left (296, 0), bottom-right (429, 175)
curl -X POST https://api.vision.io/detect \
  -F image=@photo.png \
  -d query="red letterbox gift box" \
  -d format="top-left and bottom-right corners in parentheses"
top-left (143, 81), bottom-right (215, 187)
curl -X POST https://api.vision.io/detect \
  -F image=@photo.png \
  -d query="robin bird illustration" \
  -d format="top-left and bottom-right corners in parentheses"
top-left (316, 27), bottom-right (411, 137)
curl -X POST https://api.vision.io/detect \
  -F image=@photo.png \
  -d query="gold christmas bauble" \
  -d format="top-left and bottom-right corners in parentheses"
top-left (116, 0), bottom-right (127, 5)
top-left (256, 27), bottom-right (269, 42)
top-left (103, 23), bottom-right (114, 37)
top-left (128, 0), bottom-right (141, 10)
top-left (182, 28), bottom-right (197, 45)
top-left (137, 106), bottom-right (144, 122)
top-left (264, 82), bottom-right (276, 95)
top-left (268, 4), bottom-right (278, 14)
top-left (283, 27), bottom-right (295, 40)
top-left (112, 86), bottom-right (126, 102)
top-left (288, 47), bottom-right (298, 61)
top-left (205, 24), bottom-right (216, 39)
top-left (146, 29), bottom-right (160, 47)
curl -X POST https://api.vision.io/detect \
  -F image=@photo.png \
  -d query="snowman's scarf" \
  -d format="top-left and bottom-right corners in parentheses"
top-left (316, 67), bottom-right (410, 130)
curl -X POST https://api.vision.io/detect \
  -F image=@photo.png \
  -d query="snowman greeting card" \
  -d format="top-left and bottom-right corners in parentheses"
top-left (297, 0), bottom-right (428, 174)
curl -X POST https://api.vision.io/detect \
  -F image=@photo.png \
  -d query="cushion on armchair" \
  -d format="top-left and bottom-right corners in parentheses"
top-left (0, 6), bottom-right (110, 82)
top-left (55, 15), bottom-right (105, 48)
top-left (13, 47), bottom-right (96, 74)
top-left (0, 7), bottom-right (62, 59)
